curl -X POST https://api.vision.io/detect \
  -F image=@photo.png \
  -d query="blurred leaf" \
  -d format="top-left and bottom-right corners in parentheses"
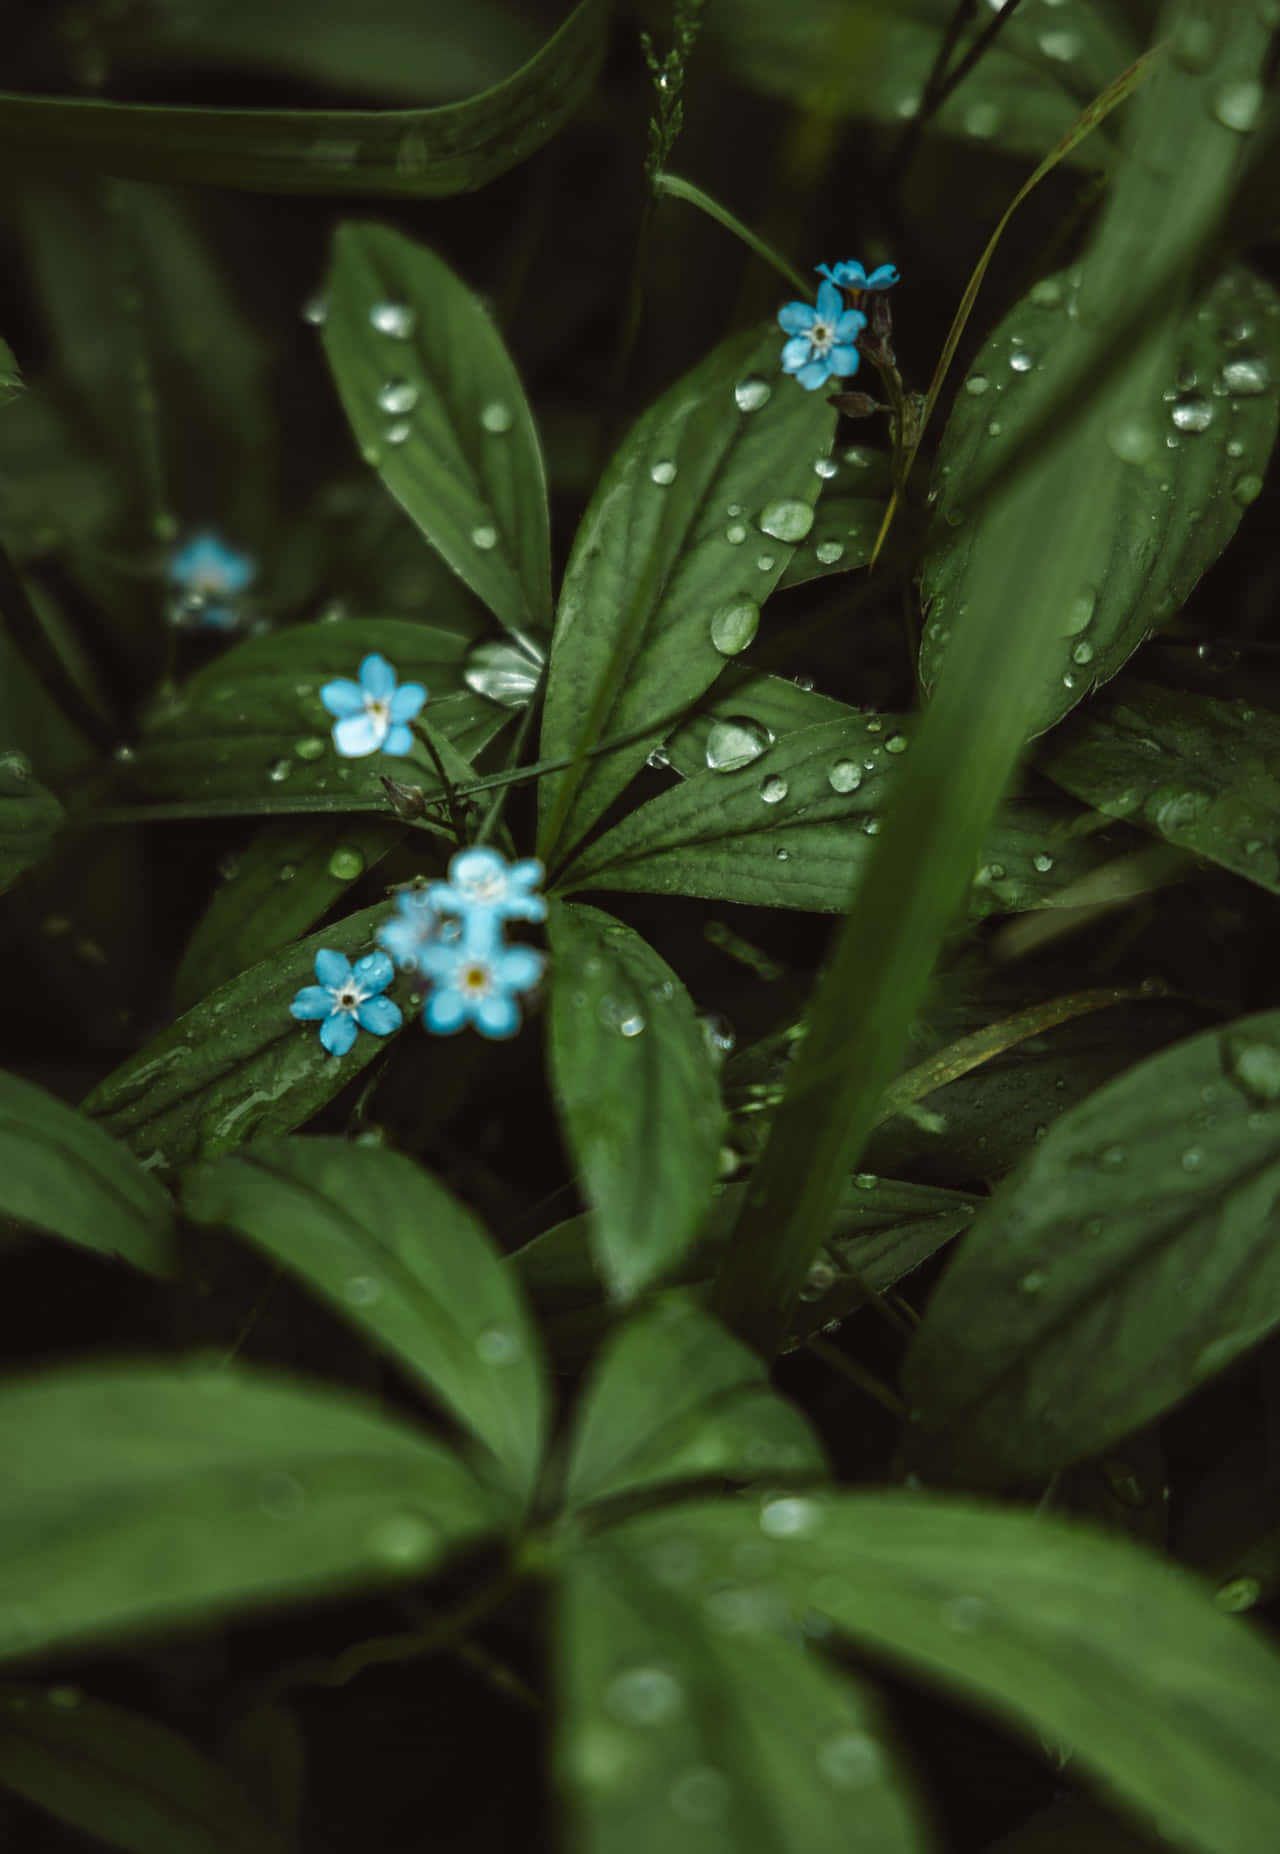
top-left (0, 390), bottom-right (119, 557)
top-left (984, 1799), bottom-right (1164, 1854)
top-left (564, 1292), bottom-right (826, 1511)
top-left (922, 263), bottom-right (1280, 739)
top-left (0, 336), bottom-right (20, 407)
top-left (557, 1531), bottom-right (926, 1854)
top-left (1043, 677), bottom-right (1280, 895)
top-left (0, 1068), bottom-right (174, 1278)
top-left (323, 223), bottom-right (551, 641)
top-left (537, 324), bottom-right (835, 868)
top-left (0, 1689), bottom-right (283, 1854)
top-left (173, 816), bottom-right (404, 1010)
top-left (83, 905), bottom-right (407, 1174)
top-left (546, 902), bottom-right (724, 1302)
top-left (0, 749), bottom-right (63, 894)
top-left (0, 1362), bottom-right (502, 1665)
top-left (902, 1007), bottom-right (1280, 1486)
top-left (617, 1489), bottom-right (1280, 1854)
top-left (183, 1138), bottom-right (548, 1502)
top-left (0, 0), bottom-right (607, 196)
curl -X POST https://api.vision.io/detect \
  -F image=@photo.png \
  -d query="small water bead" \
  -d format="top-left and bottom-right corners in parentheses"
top-left (385, 420), bottom-right (411, 445)
top-left (268, 758), bottom-right (291, 783)
top-left (470, 524), bottom-right (498, 550)
top-left (705, 716), bottom-right (773, 771)
top-left (759, 1495), bottom-right (821, 1538)
top-left (1009, 348), bottom-right (1034, 374)
top-left (734, 375), bottom-right (772, 412)
top-left (725, 522), bottom-right (747, 544)
top-left (328, 846), bottom-right (365, 881)
top-left (815, 539), bottom-right (845, 566)
top-left (828, 760), bottom-right (862, 793)
top-left (1098, 1144), bottom-right (1127, 1171)
top-left (756, 498), bottom-right (814, 543)
top-left (861, 816), bottom-right (882, 835)
top-left (986, 419), bottom-right (1003, 437)
top-left (1039, 28), bottom-right (1082, 60)
top-left (1181, 1146), bottom-right (1206, 1172)
top-left (480, 399), bottom-right (513, 433)
top-left (701, 1014), bottom-right (736, 1059)
top-left (1019, 1270), bottom-right (1047, 1297)
top-left (294, 735), bottom-right (326, 760)
top-left (793, 674), bottom-right (815, 692)
top-left (1215, 1575), bottom-right (1263, 1613)
top-left (1233, 475), bottom-right (1264, 506)
top-left (377, 378), bottom-right (418, 415)
top-left (1029, 277), bottom-right (1064, 308)
top-left (278, 863), bottom-right (298, 883)
top-left (650, 458), bottom-right (678, 485)
top-left (301, 291), bottom-right (328, 326)
top-left (1170, 392), bottom-right (1213, 432)
top-left (964, 373), bottom-right (990, 397)
top-left (369, 301), bottom-right (416, 339)
top-left (755, 553), bottom-right (776, 573)
top-left (812, 455), bottom-right (839, 482)
top-left (759, 774), bottom-right (789, 805)
top-left (1220, 355), bottom-right (1270, 395)
top-left (475, 1326), bottom-right (522, 1364)
top-left (1071, 640), bottom-right (1095, 666)
top-left (646, 744), bottom-right (672, 770)
top-left (1213, 77), bottom-right (1264, 133)
top-left (1032, 852), bottom-right (1055, 873)
top-left (1227, 437), bottom-right (1245, 458)
top-left (884, 733), bottom-right (908, 754)
top-left (818, 1732), bottom-right (883, 1789)
top-left (774, 845), bottom-right (790, 861)
top-left (607, 1667), bottom-right (683, 1725)
top-left (710, 599), bottom-right (760, 656)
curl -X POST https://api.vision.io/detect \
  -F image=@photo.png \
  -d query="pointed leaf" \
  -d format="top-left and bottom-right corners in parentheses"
top-left (0, 748), bottom-right (62, 894)
top-left (546, 903), bottom-right (724, 1301)
top-left (0, 1362), bottom-right (502, 1664)
top-left (323, 223), bottom-right (551, 638)
top-left (183, 1138), bottom-right (547, 1502)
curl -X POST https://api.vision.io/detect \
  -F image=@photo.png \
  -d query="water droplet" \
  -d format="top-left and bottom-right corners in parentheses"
top-left (328, 846), bottom-right (365, 881)
top-left (367, 1510), bottom-right (438, 1567)
top-left (756, 498), bottom-right (814, 543)
top-left (812, 455), bottom-right (838, 480)
top-left (301, 291), bottom-right (327, 326)
top-left (1009, 348), bottom-right (1034, 374)
top-left (294, 735), bottom-right (326, 760)
top-left (1062, 590), bottom-right (1096, 635)
top-left (1107, 418), bottom-right (1158, 464)
top-left (369, 301), bottom-right (416, 339)
top-left (884, 733), bottom-right (908, 754)
top-left (476, 1326), bottom-right (522, 1364)
top-left (705, 716), bottom-right (774, 772)
top-left (1215, 1575), bottom-right (1262, 1613)
top-left (828, 760), bottom-right (862, 794)
top-left (1038, 28), bottom-right (1081, 60)
top-left (774, 845), bottom-right (790, 861)
top-left (963, 100), bottom-right (1001, 138)
top-left (861, 816), bottom-right (881, 835)
top-left (1019, 1270), bottom-right (1047, 1296)
top-left (725, 522), bottom-right (747, 544)
top-left (759, 774), bottom-right (789, 804)
top-left (277, 863), bottom-right (297, 883)
top-left (755, 553), bottom-right (776, 573)
top-left (734, 375), bottom-right (772, 412)
top-left (815, 539), bottom-right (845, 565)
top-left (669, 1766), bottom-right (730, 1822)
top-left (377, 378), bottom-right (418, 415)
top-left (1029, 277), bottom-right (1064, 307)
top-left (1220, 355), bottom-right (1270, 394)
top-left (470, 524), bottom-right (498, 550)
top-left (267, 758), bottom-right (291, 783)
top-left (1032, 852), bottom-right (1055, 873)
top-left (1171, 392), bottom-right (1213, 431)
top-left (385, 420), bottom-right (411, 445)
top-left (649, 458), bottom-right (678, 486)
top-left (1227, 437), bottom-right (1246, 458)
top-left (345, 1274), bottom-right (381, 1305)
top-left (1071, 639), bottom-right (1095, 666)
top-left (759, 1495), bottom-right (821, 1538)
top-left (818, 1731), bottom-right (882, 1788)
top-left (480, 399), bottom-right (513, 433)
top-left (607, 1666), bottom-right (683, 1725)
top-left (1214, 78), bottom-right (1263, 133)
top-left (941, 1594), bottom-right (989, 1632)
top-left (701, 1014), bottom-right (736, 1060)
top-left (710, 599), bottom-right (760, 656)
top-left (964, 374), bottom-right (990, 396)
top-left (986, 418), bottom-right (1003, 437)
top-left (646, 745), bottom-right (671, 770)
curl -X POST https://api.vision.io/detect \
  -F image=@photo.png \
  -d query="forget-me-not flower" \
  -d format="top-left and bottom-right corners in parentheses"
top-left (426, 847), bottom-right (547, 951)
top-left (376, 888), bottom-right (459, 970)
top-left (416, 939), bottom-right (546, 1040)
top-left (817, 260), bottom-right (900, 293)
top-left (321, 654), bottom-right (427, 758)
top-left (167, 530), bottom-right (256, 629)
top-left (290, 948), bottom-right (402, 1055)
top-left (777, 280), bottom-right (867, 391)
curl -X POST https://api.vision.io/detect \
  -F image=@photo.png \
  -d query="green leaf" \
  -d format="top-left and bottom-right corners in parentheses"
top-left (0, 748), bottom-right (62, 894)
top-left (546, 902), bottom-right (724, 1301)
top-left (0, 1069), bottom-right (174, 1278)
top-left (984, 1799), bottom-right (1166, 1854)
top-left (775, 444), bottom-right (892, 590)
top-left (0, 335), bottom-right (20, 407)
top-left (901, 1007), bottom-right (1280, 1486)
top-left (921, 262), bottom-right (1280, 739)
top-left (0, 1361), bottom-right (502, 1664)
top-left (122, 618), bottom-right (505, 814)
top-left (557, 1531), bottom-right (928, 1854)
top-left (174, 816), bottom-right (404, 1010)
top-left (0, 0), bottom-right (607, 197)
top-left (563, 1292), bottom-right (826, 1511)
top-left (1042, 677), bottom-right (1280, 895)
top-left (537, 323), bottom-right (836, 868)
top-left (183, 1139), bottom-right (547, 1503)
top-left (0, 1690), bottom-right (283, 1854)
top-left (323, 223), bottom-right (551, 639)
top-left (617, 1490), bottom-right (1280, 1854)
top-left (83, 905), bottom-right (406, 1175)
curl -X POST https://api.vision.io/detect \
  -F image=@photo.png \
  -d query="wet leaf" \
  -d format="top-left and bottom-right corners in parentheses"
top-left (0, 749), bottom-right (62, 894)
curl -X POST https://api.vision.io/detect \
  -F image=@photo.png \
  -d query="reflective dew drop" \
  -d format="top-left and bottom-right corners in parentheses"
top-left (649, 458), bottom-right (678, 486)
top-left (1029, 277), bottom-right (1064, 308)
top-left (294, 735), bottom-right (326, 760)
top-left (705, 716), bottom-right (774, 772)
top-left (756, 498), bottom-right (815, 543)
top-left (1213, 77), bottom-right (1263, 133)
top-left (1107, 418), bottom-right (1157, 464)
top-left (1062, 589), bottom-right (1096, 636)
top-left (369, 301), bottom-right (416, 339)
top-left (755, 553), bottom-right (776, 573)
top-left (367, 1510), bottom-right (438, 1567)
top-left (759, 1495), bottom-right (822, 1538)
top-left (1038, 28), bottom-right (1081, 60)
top-left (964, 373), bottom-right (990, 397)
top-left (606, 1666), bottom-right (683, 1726)
top-left (828, 760), bottom-right (862, 794)
top-left (734, 375), bottom-right (772, 412)
top-left (1171, 392), bottom-right (1213, 432)
top-left (385, 420), bottom-right (411, 445)
top-left (301, 291), bottom-right (328, 326)
top-left (812, 455), bottom-right (838, 479)
top-left (1032, 852), bottom-right (1055, 873)
top-left (470, 524), bottom-right (498, 551)
top-left (725, 522), bottom-right (747, 545)
top-left (759, 774), bottom-right (789, 805)
top-left (328, 846), bottom-right (365, 880)
top-left (884, 733), bottom-right (908, 755)
top-left (1072, 640), bottom-right (1095, 666)
top-left (268, 758), bottom-right (291, 783)
top-left (1220, 355), bottom-right (1270, 395)
top-left (818, 1731), bottom-right (882, 1789)
top-left (1009, 348), bottom-right (1034, 374)
top-left (815, 539), bottom-right (845, 566)
top-left (710, 599), bottom-right (760, 656)
top-left (480, 399), bottom-right (514, 433)
top-left (376, 378), bottom-right (419, 415)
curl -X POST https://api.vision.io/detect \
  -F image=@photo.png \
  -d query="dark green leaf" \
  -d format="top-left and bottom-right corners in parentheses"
top-left (661, 668), bottom-right (855, 782)
top-left (0, 335), bottom-right (20, 407)
top-left (902, 1008), bottom-right (1280, 1486)
top-left (546, 903), bottom-right (724, 1301)
top-left (174, 816), bottom-right (404, 1009)
top-left (985, 1800), bottom-right (1164, 1854)
top-left (537, 324), bottom-right (836, 867)
top-left (323, 223), bottom-right (551, 639)
top-left (0, 749), bottom-right (62, 893)
top-left (0, 1068), bottom-right (174, 1277)
top-left (921, 263), bottom-right (1280, 739)
top-left (616, 1490), bottom-right (1280, 1854)
top-left (0, 390), bottom-right (118, 558)
top-left (0, 1690), bottom-right (282, 1854)
top-left (775, 443), bottom-right (892, 590)
top-left (564, 1292), bottom-right (825, 1511)
top-left (183, 1139), bottom-right (547, 1503)
top-left (0, 0), bottom-right (607, 197)
top-left (0, 1362), bottom-right (502, 1664)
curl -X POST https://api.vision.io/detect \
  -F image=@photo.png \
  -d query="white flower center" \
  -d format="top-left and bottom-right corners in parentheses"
top-left (334, 984), bottom-right (363, 1010)
top-left (366, 697), bottom-right (390, 724)
top-left (460, 961), bottom-right (492, 995)
top-left (810, 318), bottom-right (836, 353)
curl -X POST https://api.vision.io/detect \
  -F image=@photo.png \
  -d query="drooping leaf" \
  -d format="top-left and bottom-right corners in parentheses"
top-left (563, 1292), bottom-right (825, 1511)
top-left (615, 1490), bottom-right (1280, 1854)
top-left (546, 903), bottom-right (724, 1302)
top-left (0, 0), bottom-right (607, 197)
top-left (537, 324), bottom-right (836, 868)
top-left (1042, 677), bottom-right (1280, 895)
top-left (173, 816), bottom-right (404, 1009)
top-left (0, 749), bottom-right (62, 894)
top-left (0, 1362), bottom-right (502, 1664)
top-left (183, 1139), bottom-right (547, 1503)
top-left (0, 1690), bottom-right (283, 1854)
top-left (921, 262), bottom-right (1280, 740)
top-left (0, 1069), bottom-right (174, 1277)
top-left (901, 1007), bottom-right (1280, 1486)
top-left (557, 1533), bottom-right (927, 1854)
top-left (83, 905), bottom-right (407, 1174)
top-left (323, 223), bottom-right (551, 639)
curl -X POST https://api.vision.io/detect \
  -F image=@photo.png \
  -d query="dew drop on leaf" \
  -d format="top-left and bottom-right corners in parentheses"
top-left (756, 498), bottom-right (814, 543)
top-left (368, 301), bottom-right (416, 339)
top-left (759, 774), bottom-right (788, 804)
top-left (294, 736), bottom-right (325, 760)
top-left (267, 758), bottom-right (291, 783)
top-left (710, 599), bottom-right (760, 656)
top-left (734, 375), bottom-right (772, 412)
top-left (328, 847), bottom-right (365, 880)
top-left (649, 458), bottom-right (678, 485)
top-left (1213, 78), bottom-right (1263, 133)
top-left (1171, 392), bottom-right (1213, 431)
top-left (705, 716), bottom-right (773, 772)
top-left (366, 1510), bottom-right (438, 1567)
top-left (470, 524), bottom-right (498, 551)
top-left (480, 400), bottom-right (513, 433)
top-left (475, 1326), bottom-right (522, 1364)
top-left (376, 378), bottom-right (418, 415)
top-left (759, 1495), bottom-right (821, 1538)
top-left (815, 539), bottom-right (845, 565)
top-left (817, 1732), bottom-right (882, 1789)
top-left (964, 374), bottom-right (990, 397)
top-left (828, 760), bottom-right (862, 793)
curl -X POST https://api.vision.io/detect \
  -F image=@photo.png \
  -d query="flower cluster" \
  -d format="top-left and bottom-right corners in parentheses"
top-left (321, 654), bottom-right (426, 758)
top-left (167, 531), bottom-right (256, 630)
top-left (777, 258), bottom-right (899, 391)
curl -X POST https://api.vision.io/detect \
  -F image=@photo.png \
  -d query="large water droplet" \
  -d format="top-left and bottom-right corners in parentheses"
top-left (328, 846), bottom-right (365, 881)
top-left (1214, 78), bottom-right (1263, 133)
top-left (1009, 348), bottom-right (1034, 373)
top-left (607, 1666), bottom-right (683, 1725)
top-left (759, 774), bottom-right (788, 804)
top-left (828, 759), bottom-right (862, 793)
top-left (710, 599), bottom-right (760, 656)
top-left (369, 301), bottom-right (416, 339)
top-left (1220, 354), bottom-right (1270, 395)
top-left (649, 458), bottom-right (678, 485)
top-left (756, 498), bottom-right (814, 543)
top-left (884, 733), bottom-right (908, 755)
top-left (376, 378), bottom-right (418, 415)
top-left (964, 373), bottom-right (990, 396)
top-left (705, 717), bottom-right (774, 772)
top-left (815, 539), bottom-right (845, 566)
top-left (470, 524), bottom-right (498, 550)
top-left (1171, 392), bottom-right (1213, 431)
top-left (734, 375), bottom-right (772, 412)
top-left (480, 399), bottom-right (513, 433)
top-left (812, 454), bottom-right (838, 479)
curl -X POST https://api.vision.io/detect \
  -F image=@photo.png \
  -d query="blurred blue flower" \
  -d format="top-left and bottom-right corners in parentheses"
top-left (321, 654), bottom-right (427, 758)
top-left (777, 281), bottom-right (867, 391)
top-left (376, 888), bottom-right (459, 969)
top-left (426, 847), bottom-right (546, 951)
top-left (167, 530), bottom-right (256, 630)
top-left (817, 260), bottom-right (900, 292)
top-left (290, 947), bottom-right (402, 1055)
top-left (417, 939), bottom-right (546, 1039)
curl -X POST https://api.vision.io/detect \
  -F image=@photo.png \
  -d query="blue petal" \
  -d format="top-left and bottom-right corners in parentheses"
top-left (418, 941), bottom-right (463, 984)
top-left (828, 346), bottom-right (861, 377)
top-left (796, 358), bottom-right (833, 390)
top-left (781, 336), bottom-right (813, 372)
top-left (814, 263), bottom-right (841, 285)
top-left (834, 308), bottom-right (867, 341)
top-left (814, 280), bottom-right (844, 322)
top-left (352, 951), bottom-right (394, 994)
top-left (377, 917), bottom-right (424, 967)
top-left (334, 712), bottom-right (384, 757)
top-left (495, 944), bottom-right (545, 990)
top-left (315, 948), bottom-right (351, 988)
top-left (320, 679), bottom-right (365, 718)
top-left (290, 985), bottom-right (335, 1020)
top-left (356, 995), bottom-right (402, 1036)
top-left (509, 857), bottom-right (545, 893)
top-left (777, 302), bottom-right (817, 335)
top-left (382, 723), bottom-right (414, 757)
top-left (866, 263), bottom-right (899, 289)
top-left (359, 654), bottom-right (397, 701)
top-left (389, 682), bottom-right (427, 723)
top-left (475, 992), bottom-right (520, 1039)
top-left (425, 988), bottom-right (467, 1034)
top-left (320, 1012), bottom-right (358, 1055)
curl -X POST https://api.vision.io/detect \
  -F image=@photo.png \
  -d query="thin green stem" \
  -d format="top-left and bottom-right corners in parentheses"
top-left (410, 717), bottom-right (468, 843)
top-left (654, 174), bottom-right (809, 294)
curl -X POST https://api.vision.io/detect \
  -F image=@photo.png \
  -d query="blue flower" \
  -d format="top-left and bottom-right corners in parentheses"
top-left (320, 654), bottom-right (427, 758)
top-left (376, 888), bottom-right (460, 970)
top-left (425, 847), bottom-right (546, 952)
top-left (416, 939), bottom-right (546, 1039)
top-left (167, 530), bottom-right (256, 630)
top-left (777, 281), bottom-right (867, 391)
top-left (817, 260), bottom-right (900, 292)
top-left (290, 948), bottom-right (402, 1055)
